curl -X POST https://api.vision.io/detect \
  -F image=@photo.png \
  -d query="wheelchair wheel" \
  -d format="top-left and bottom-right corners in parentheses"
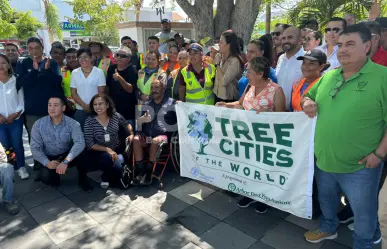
top-left (170, 132), bottom-right (180, 174)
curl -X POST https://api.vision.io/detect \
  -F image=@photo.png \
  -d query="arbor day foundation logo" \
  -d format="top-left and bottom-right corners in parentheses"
top-left (187, 111), bottom-right (213, 155)
top-left (228, 183), bottom-right (236, 192)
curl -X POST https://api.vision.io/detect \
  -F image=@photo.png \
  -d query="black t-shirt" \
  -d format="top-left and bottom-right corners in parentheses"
top-left (106, 64), bottom-right (138, 120)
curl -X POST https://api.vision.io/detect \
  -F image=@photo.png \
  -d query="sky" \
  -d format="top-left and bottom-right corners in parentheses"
top-left (142, 0), bottom-right (188, 17)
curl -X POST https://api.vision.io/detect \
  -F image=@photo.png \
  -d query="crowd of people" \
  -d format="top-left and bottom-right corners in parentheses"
top-left (1, 14), bottom-right (387, 249)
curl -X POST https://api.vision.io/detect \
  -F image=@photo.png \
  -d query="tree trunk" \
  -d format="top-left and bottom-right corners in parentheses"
top-left (230, 0), bottom-right (262, 46)
top-left (265, 1), bottom-right (271, 34)
top-left (213, 0), bottom-right (234, 39)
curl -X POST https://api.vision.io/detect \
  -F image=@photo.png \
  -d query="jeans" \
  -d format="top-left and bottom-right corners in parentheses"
top-left (87, 150), bottom-right (123, 184)
top-left (315, 165), bottom-right (382, 249)
top-left (0, 117), bottom-right (25, 169)
top-left (73, 110), bottom-right (89, 132)
top-left (0, 163), bottom-right (15, 202)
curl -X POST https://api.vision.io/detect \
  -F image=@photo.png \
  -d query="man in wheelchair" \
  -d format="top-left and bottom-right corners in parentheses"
top-left (133, 72), bottom-right (177, 185)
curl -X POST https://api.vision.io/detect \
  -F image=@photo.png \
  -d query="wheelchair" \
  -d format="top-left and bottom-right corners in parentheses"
top-left (170, 131), bottom-right (180, 174)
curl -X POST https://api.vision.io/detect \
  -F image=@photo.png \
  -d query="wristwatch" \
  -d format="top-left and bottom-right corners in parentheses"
top-left (63, 159), bottom-right (69, 165)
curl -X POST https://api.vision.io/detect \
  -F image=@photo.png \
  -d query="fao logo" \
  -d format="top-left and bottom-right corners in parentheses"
top-left (228, 183), bottom-right (236, 192)
top-left (191, 167), bottom-right (200, 177)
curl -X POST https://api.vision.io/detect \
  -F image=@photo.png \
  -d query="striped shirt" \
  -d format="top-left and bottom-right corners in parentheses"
top-left (30, 115), bottom-right (85, 167)
top-left (84, 112), bottom-right (127, 150)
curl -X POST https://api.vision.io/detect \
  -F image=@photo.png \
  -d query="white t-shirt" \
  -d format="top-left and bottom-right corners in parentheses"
top-left (155, 30), bottom-right (177, 54)
top-left (276, 47), bottom-right (305, 110)
top-left (70, 67), bottom-right (106, 110)
top-left (0, 76), bottom-right (24, 118)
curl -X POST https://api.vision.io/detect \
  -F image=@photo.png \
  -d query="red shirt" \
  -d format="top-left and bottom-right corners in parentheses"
top-left (179, 63), bottom-right (210, 88)
top-left (371, 46), bottom-right (387, 67)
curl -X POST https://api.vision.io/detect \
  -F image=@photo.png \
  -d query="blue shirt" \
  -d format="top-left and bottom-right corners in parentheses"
top-left (238, 67), bottom-right (277, 98)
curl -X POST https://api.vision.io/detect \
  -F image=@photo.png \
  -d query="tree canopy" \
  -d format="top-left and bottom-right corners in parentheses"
top-left (43, 0), bottom-right (63, 40)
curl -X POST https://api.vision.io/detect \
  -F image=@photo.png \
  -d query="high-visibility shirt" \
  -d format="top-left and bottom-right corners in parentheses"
top-left (170, 68), bottom-right (180, 99)
top-left (61, 68), bottom-right (75, 105)
top-left (181, 64), bottom-right (216, 105)
top-left (291, 77), bottom-right (319, 111)
top-left (139, 51), bottom-right (167, 69)
top-left (137, 68), bottom-right (164, 96)
top-left (98, 58), bottom-right (111, 76)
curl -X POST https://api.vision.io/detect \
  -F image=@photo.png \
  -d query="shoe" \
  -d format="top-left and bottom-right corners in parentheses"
top-left (237, 197), bottom-right (257, 208)
top-left (338, 206), bottom-right (354, 224)
top-left (304, 228), bottom-right (338, 243)
top-left (100, 182), bottom-right (109, 189)
top-left (347, 223), bottom-right (354, 231)
top-left (17, 167), bottom-right (29, 180)
top-left (255, 203), bottom-right (269, 214)
top-left (5, 201), bottom-right (20, 215)
top-left (374, 234), bottom-right (382, 244)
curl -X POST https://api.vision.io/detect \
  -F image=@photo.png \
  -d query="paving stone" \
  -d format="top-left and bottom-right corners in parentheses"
top-left (181, 242), bottom-right (203, 249)
top-left (161, 172), bottom-right (191, 192)
top-left (261, 220), bottom-right (323, 249)
top-left (248, 241), bottom-right (275, 249)
top-left (55, 168), bottom-right (82, 195)
top-left (58, 225), bottom-right (129, 249)
top-left (29, 197), bottom-right (79, 225)
top-left (334, 224), bottom-right (353, 248)
top-left (169, 181), bottom-right (216, 205)
top-left (135, 192), bottom-right (190, 222)
top-left (320, 241), bottom-right (351, 249)
top-left (119, 186), bottom-right (161, 207)
top-left (0, 202), bottom-right (28, 222)
top-left (101, 210), bottom-right (159, 243)
top-left (19, 186), bottom-right (63, 210)
top-left (0, 227), bottom-right (55, 249)
top-left (285, 214), bottom-right (320, 230)
top-left (199, 222), bottom-right (256, 249)
top-left (83, 194), bottom-right (140, 223)
top-left (40, 209), bottom-right (98, 244)
top-left (223, 208), bottom-right (281, 240)
top-left (194, 191), bottom-right (239, 220)
top-left (13, 177), bottom-right (48, 198)
top-left (0, 214), bottom-right (38, 242)
top-left (166, 206), bottom-right (219, 236)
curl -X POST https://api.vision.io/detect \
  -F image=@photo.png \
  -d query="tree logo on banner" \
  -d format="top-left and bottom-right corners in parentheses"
top-left (187, 111), bottom-right (213, 155)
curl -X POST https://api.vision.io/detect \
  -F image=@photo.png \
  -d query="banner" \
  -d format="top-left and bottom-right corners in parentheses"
top-left (176, 103), bottom-right (316, 219)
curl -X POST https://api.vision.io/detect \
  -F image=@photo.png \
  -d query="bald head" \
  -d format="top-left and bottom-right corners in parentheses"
top-left (281, 26), bottom-right (303, 54)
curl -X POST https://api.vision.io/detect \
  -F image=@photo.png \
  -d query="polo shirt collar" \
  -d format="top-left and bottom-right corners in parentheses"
top-left (285, 47), bottom-right (304, 60)
top-left (333, 58), bottom-right (373, 77)
top-left (49, 115), bottom-right (65, 126)
top-left (187, 62), bottom-right (208, 73)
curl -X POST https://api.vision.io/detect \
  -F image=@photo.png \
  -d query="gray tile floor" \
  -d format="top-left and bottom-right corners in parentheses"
top-left (0, 132), bottom-right (380, 249)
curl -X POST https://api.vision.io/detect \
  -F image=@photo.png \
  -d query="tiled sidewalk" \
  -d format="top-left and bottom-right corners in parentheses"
top-left (0, 133), bottom-right (379, 249)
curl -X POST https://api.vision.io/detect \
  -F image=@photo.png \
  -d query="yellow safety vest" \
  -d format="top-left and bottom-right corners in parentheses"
top-left (61, 68), bottom-right (75, 105)
top-left (139, 51), bottom-right (167, 69)
top-left (98, 58), bottom-right (111, 76)
top-left (170, 69), bottom-right (180, 99)
top-left (181, 64), bottom-right (216, 105)
top-left (137, 68), bottom-right (164, 96)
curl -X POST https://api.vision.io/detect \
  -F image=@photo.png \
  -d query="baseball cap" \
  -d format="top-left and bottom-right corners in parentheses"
top-left (187, 43), bottom-right (203, 52)
top-left (376, 17), bottom-right (387, 29)
top-left (161, 19), bottom-right (171, 24)
top-left (211, 44), bottom-right (220, 51)
top-left (297, 49), bottom-right (327, 64)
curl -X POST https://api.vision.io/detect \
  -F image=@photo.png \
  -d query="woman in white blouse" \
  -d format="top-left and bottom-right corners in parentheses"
top-left (70, 48), bottom-right (106, 130)
top-left (0, 54), bottom-right (29, 179)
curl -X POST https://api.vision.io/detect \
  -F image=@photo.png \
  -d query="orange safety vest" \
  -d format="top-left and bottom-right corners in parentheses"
top-left (291, 78), bottom-right (319, 111)
top-left (162, 61), bottom-right (180, 72)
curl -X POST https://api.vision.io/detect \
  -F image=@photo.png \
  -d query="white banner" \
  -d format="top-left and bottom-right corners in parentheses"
top-left (176, 103), bottom-right (316, 219)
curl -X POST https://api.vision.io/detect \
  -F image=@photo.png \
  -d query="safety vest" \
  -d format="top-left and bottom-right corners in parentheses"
top-left (137, 68), bottom-right (164, 96)
top-left (181, 64), bottom-right (216, 105)
top-left (170, 69), bottom-right (180, 99)
top-left (61, 68), bottom-right (75, 105)
top-left (98, 58), bottom-right (111, 76)
top-left (139, 51), bottom-right (167, 69)
top-left (162, 61), bottom-right (180, 72)
top-left (291, 77), bottom-right (319, 111)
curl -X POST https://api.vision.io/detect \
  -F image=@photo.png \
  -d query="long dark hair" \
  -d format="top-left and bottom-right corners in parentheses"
top-left (221, 30), bottom-right (244, 69)
top-left (0, 54), bottom-right (14, 76)
top-left (89, 93), bottom-right (116, 117)
top-left (258, 35), bottom-right (274, 65)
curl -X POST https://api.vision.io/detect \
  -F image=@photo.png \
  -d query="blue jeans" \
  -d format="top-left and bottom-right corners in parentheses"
top-left (315, 165), bottom-right (382, 249)
top-left (88, 150), bottom-right (123, 183)
top-left (74, 110), bottom-right (89, 132)
top-left (0, 163), bottom-right (15, 202)
top-left (0, 117), bottom-right (25, 169)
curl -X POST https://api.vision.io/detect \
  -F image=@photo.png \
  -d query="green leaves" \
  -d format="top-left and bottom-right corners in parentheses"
top-left (43, 0), bottom-right (63, 40)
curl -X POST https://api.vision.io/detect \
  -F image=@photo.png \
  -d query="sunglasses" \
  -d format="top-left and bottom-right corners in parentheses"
top-left (325, 28), bottom-right (342, 33)
top-left (271, 32), bottom-right (281, 37)
top-left (304, 37), bottom-right (315, 42)
top-left (115, 53), bottom-right (129, 58)
top-left (329, 80), bottom-right (345, 99)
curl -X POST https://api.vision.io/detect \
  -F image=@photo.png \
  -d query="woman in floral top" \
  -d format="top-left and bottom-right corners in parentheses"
top-left (216, 56), bottom-right (286, 213)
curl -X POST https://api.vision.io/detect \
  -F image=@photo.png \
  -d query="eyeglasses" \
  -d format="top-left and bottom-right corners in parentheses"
top-left (115, 53), bottom-right (129, 58)
top-left (329, 80), bottom-right (345, 99)
top-left (304, 37), bottom-right (315, 42)
top-left (271, 32), bottom-right (281, 37)
top-left (325, 28), bottom-right (342, 34)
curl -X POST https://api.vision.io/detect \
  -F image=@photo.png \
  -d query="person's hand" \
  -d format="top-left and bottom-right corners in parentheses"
top-left (216, 102), bottom-right (227, 107)
top-left (215, 53), bottom-right (222, 65)
top-left (106, 148), bottom-right (118, 162)
top-left (139, 111), bottom-right (152, 124)
top-left (44, 57), bottom-right (51, 70)
top-left (0, 114), bottom-right (7, 124)
top-left (33, 57), bottom-right (39, 70)
top-left (359, 152), bottom-right (383, 168)
top-left (176, 100), bottom-right (182, 103)
top-left (369, 0), bottom-right (381, 21)
top-left (6, 112), bottom-right (20, 124)
top-left (140, 94), bottom-right (149, 102)
top-left (113, 69), bottom-right (123, 82)
top-left (56, 163), bottom-right (68, 175)
top-left (302, 99), bottom-right (317, 118)
top-left (47, 161), bottom-right (60, 169)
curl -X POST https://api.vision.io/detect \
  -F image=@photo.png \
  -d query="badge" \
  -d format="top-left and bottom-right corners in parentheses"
top-left (104, 134), bottom-right (111, 142)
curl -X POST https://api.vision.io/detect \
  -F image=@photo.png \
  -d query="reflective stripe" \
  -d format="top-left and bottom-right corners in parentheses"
top-left (186, 88), bottom-right (204, 94)
top-left (186, 93), bottom-right (214, 103)
top-left (207, 65), bottom-right (212, 75)
top-left (186, 72), bottom-right (191, 79)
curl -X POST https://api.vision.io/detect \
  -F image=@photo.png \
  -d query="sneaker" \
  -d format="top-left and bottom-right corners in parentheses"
top-left (100, 182), bottom-right (109, 189)
top-left (5, 201), bottom-right (20, 215)
top-left (338, 206), bottom-right (354, 224)
top-left (374, 234), bottom-right (382, 244)
top-left (17, 167), bottom-right (29, 180)
top-left (304, 228), bottom-right (338, 243)
top-left (347, 223), bottom-right (354, 231)
top-left (255, 203), bottom-right (268, 214)
top-left (237, 197), bottom-right (257, 208)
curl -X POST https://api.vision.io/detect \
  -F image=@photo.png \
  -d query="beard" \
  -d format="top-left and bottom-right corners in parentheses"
top-left (282, 43), bottom-right (297, 52)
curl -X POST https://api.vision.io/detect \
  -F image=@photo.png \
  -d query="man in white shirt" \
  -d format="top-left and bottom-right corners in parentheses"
top-left (316, 17), bottom-right (347, 72)
top-left (155, 19), bottom-right (177, 55)
top-left (276, 26), bottom-right (305, 110)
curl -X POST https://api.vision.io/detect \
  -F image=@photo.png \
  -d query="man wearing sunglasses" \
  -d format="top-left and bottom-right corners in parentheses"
top-left (106, 47), bottom-right (138, 128)
top-left (316, 17), bottom-right (347, 72)
top-left (271, 23), bottom-right (290, 68)
top-left (302, 24), bottom-right (387, 249)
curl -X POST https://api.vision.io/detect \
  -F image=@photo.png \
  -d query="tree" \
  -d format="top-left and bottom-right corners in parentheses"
top-left (93, 25), bottom-right (120, 46)
top-left (187, 111), bottom-right (213, 155)
top-left (176, 0), bottom-right (262, 46)
top-left (0, 0), bottom-right (18, 38)
top-left (42, 0), bottom-right (63, 42)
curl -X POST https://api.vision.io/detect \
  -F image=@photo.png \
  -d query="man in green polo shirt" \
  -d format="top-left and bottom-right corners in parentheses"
top-left (301, 24), bottom-right (387, 249)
